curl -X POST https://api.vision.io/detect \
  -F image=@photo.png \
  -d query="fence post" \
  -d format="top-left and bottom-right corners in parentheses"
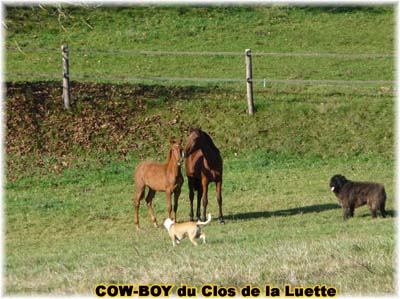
top-left (245, 48), bottom-right (254, 115)
top-left (61, 44), bottom-right (70, 109)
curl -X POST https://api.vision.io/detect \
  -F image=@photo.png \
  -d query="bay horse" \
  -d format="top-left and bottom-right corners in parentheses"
top-left (185, 128), bottom-right (224, 224)
top-left (133, 138), bottom-right (184, 230)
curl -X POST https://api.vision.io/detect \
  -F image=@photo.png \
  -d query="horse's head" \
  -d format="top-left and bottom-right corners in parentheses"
top-left (184, 128), bottom-right (203, 156)
top-left (169, 138), bottom-right (184, 166)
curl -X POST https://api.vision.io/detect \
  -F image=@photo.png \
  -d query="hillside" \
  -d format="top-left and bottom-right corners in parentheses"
top-left (5, 6), bottom-right (395, 178)
top-left (6, 80), bottom-right (394, 182)
top-left (4, 5), bottom-right (396, 296)
top-left (6, 6), bottom-right (394, 83)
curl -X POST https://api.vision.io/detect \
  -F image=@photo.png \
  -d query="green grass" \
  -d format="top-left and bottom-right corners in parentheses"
top-left (5, 6), bottom-right (394, 83)
top-left (5, 153), bottom-right (395, 295)
top-left (5, 82), bottom-right (394, 176)
top-left (4, 5), bottom-right (396, 296)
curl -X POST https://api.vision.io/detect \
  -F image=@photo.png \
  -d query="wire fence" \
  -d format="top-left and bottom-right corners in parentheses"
top-left (7, 47), bottom-right (395, 58)
top-left (9, 73), bottom-right (394, 86)
top-left (6, 46), bottom-right (395, 86)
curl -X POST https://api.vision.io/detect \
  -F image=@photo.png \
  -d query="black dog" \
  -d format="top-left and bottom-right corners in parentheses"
top-left (329, 174), bottom-right (387, 220)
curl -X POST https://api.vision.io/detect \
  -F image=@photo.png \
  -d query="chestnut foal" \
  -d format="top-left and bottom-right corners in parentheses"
top-left (133, 139), bottom-right (184, 230)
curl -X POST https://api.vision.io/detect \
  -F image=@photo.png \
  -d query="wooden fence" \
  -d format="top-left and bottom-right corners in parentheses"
top-left (7, 46), bottom-right (395, 115)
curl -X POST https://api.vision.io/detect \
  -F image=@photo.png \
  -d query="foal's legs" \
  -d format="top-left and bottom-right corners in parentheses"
top-left (134, 185), bottom-right (145, 230)
top-left (145, 188), bottom-right (157, 227)
top-left (173, 186), bottom-right (181, 222)
top-left (216, 180), bottom-right (224, 224)
top-left (166, 190), bottom-right (172, 220)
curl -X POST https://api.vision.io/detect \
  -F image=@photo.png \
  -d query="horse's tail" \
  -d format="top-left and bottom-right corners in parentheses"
top-left (197, 213), bottom-right (212, 226)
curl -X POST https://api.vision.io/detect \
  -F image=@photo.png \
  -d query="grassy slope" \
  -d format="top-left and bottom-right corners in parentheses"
top-left (6, 6), bottom-right (394, 82)
top-left (4, 5), bottom-right (396, 296)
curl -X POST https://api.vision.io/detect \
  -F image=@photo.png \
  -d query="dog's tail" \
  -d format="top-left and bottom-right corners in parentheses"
top-left (197, 213), bottom-right (212, 226)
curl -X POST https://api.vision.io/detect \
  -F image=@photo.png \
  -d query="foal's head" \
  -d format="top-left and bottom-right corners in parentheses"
top-left (169, 138), bottom-right (184, 166)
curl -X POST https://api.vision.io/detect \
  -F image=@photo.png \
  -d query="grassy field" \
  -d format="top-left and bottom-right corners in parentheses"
top-left (5, 153), bottom-right (395, 294)
top-left (4, 5), bottom-right (396, 297)
top-left (6, 6), bottom-right (394, 83)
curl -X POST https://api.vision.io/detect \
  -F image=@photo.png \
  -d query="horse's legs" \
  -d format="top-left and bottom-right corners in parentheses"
top-left (173, 185), bottom-right (181, 222)
top-left (134, 184), bottom-right (145, 230)
top-left (196, 182), bottom-right (203, 221)
top-left (188, 178), bottom-right (195, 221)
top-left (201, 176), bottom-right (209, 222)
top-left (216, 180), bottom-right (224, 224)
top-left (145, 188), bottom-right (157, 228)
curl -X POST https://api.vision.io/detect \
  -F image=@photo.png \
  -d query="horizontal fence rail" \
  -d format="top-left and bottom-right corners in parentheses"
top-left (7, 45), bottom-right (394, 113)
top-left (9, 73), bottom-right (394, 86)
top-left (252, 78), bottom-right (394, 85)
top-left (6, 47), bottom-right (395, 59)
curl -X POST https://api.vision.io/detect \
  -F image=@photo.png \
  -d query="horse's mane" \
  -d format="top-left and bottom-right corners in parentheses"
top-left (200, 130), bottom-right (220, 154)
top-left (166, 148), bottom-right (172, 163)
top-left (190, 128), bottom-right (220, 154)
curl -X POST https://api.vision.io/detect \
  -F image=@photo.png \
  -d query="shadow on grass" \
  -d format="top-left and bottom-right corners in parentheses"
top-left (225, 203), bottom-right (340, 221)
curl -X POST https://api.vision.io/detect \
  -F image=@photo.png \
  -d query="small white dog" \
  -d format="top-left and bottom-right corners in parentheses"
top-left (163, 214), bottom-right (212, 246)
